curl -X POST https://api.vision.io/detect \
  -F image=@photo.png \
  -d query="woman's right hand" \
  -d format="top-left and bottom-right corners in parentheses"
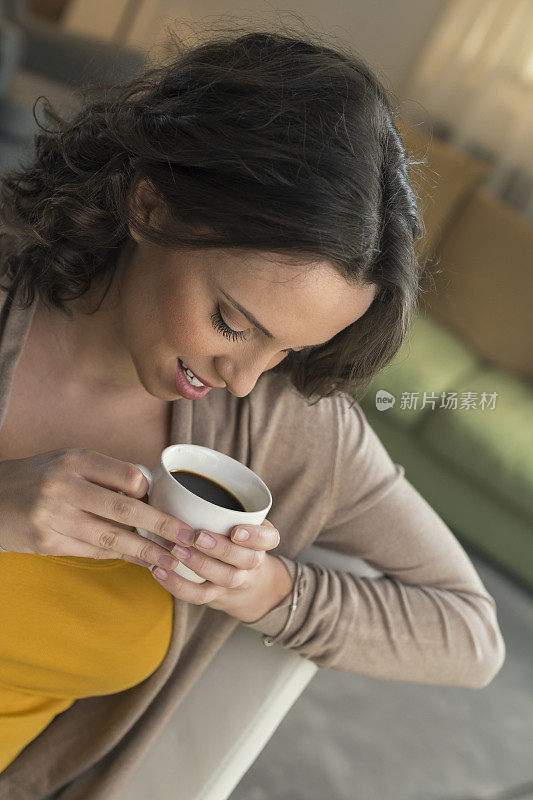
top-left (0, 447), bottom-right (193, 569)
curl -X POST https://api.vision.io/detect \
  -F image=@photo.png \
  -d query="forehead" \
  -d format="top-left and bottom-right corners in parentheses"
top-left (205, 249), bottom-right (377, 345)
top-left (206, 248), bottom-right (361, 291)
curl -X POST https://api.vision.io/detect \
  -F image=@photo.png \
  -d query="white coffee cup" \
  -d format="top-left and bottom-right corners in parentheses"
top-left (134, 444), bottom-right (272, 583)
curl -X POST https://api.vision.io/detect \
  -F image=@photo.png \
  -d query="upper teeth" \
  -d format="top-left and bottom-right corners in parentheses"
top-left (180, 360), bottom-right (205, 387)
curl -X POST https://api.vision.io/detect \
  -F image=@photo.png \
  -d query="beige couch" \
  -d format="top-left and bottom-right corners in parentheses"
top-left (360, 122), bottom-right (533, 589)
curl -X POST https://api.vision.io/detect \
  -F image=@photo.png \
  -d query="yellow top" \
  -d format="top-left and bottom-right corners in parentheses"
top-left (0, 553), bottom-right (174, 770)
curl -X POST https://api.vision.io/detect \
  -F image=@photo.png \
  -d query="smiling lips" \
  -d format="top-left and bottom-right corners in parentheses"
top-left (175, 358), bottom-right (213, 399)
top-left (180, 359), bottom-right (206, 387)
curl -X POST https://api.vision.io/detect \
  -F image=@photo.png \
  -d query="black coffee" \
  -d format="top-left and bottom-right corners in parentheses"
top-left (169, 469), bottom-right (245, 512)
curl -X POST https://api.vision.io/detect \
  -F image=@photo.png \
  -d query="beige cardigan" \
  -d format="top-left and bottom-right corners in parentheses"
top-left (0, 280), bottom-right (505, 799)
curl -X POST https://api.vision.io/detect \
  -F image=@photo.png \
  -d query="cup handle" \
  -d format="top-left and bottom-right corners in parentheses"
top-left (134, 463), bottom-right (153, 495)
top-left (133, 463), bottom-right (205, 585)
top-left (132, 464), bottom-right (160, 548)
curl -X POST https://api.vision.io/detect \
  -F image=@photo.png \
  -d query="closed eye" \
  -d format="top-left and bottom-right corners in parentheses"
top-left (211, 304), bottom-right (309, 354)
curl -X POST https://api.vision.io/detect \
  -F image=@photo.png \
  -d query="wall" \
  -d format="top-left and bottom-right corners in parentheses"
top-left (63, 0), bottom-right (452, 98)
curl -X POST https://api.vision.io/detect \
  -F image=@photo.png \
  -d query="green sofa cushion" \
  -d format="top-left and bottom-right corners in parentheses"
top-left (421, 365), bottom-right (533, 521)
top-left (363, 312), bottom-right (479, 429)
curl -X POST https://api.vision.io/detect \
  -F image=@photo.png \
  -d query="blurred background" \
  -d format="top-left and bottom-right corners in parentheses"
top-left (1, 1), bottom-right (532, 798)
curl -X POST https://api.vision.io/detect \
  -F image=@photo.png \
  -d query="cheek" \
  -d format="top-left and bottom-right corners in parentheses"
top-left (163, 301), bottom-right (211, 353)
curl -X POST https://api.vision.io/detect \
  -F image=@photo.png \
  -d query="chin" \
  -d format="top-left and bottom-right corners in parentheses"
top-left (129, 362), bottom-right (165, 399)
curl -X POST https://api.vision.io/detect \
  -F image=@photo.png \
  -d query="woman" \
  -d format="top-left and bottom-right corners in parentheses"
top-left (0, 26), bottom-right (505, 797)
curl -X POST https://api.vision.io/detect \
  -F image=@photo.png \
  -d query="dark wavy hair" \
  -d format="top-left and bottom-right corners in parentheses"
top-left (0, 22), bottom-right (427, 405)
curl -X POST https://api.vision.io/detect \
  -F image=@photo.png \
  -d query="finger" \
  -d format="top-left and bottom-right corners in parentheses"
top-left (150, 565), bottom-right (226, 605)
top-left (170, 542), bottom-right (250, 589)
top-left (107, 527), bottom-right (154, 567)
top-left (65, 449), bottom-right (150, 497)
top-left (41, 533), bottom-right (151, 566)
top-left (66, 474), bottom-right (195, 547)
top-left (49, 506), bottom-right (181, 570)
top-left (40, 512), bottom-right (154, 566)
top-left (186, 530), bottom-right (264, 571)
top-left (121, 554), bottom-right (153, 568)
top-left (63, 449), bottom-right (194, 544)
top-left (229, 521), bottom-right (280, 551)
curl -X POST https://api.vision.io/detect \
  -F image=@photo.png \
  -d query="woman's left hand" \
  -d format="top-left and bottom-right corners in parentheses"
top-left (150, 519), bottom-right (284, 621)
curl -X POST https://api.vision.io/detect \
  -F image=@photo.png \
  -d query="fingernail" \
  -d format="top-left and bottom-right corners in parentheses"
top-left (171, 545), bottom-right (190, 560)
top-left (152, 566), bottom-right (168, 580)
top-left (177, 529), bottom-right (195, 545)
top-left (158, 554), bottom-right (179, 570)
top-left (196, 531), bottom-right (215, 549)
top-left (233, 527), bottom-right (249, 542)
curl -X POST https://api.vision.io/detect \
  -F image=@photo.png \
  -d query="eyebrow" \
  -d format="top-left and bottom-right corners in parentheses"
top-left (218, 287), bottom-right (328, 348)
top-left (219, 288), bottom-right (276, 339)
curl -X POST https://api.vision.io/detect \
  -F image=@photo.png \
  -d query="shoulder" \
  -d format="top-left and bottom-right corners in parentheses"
top-left (201, 370), bottom-right (370, 476)
top-left (245, 371), bottom-right (365, 465)
top-left (247, 372), bottom-right (403, 499)
top-left (250, 370), bottom-right (362, 427)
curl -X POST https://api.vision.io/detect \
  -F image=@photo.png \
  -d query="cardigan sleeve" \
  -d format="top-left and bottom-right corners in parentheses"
top-left (241, 394), bottom-right (506, 689)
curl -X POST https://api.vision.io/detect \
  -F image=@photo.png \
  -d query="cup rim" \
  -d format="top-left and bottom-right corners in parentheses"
top-left (159, 443), bottom-right (272, 515)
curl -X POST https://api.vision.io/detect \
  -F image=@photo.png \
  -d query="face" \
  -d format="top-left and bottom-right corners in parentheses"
top-left (113, 182), bottom-right (378, 400)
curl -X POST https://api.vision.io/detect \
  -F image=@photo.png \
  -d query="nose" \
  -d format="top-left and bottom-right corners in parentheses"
top-left (223, 371), bottom-right (262, 398)
top-left (216, 352), bottom-right (286, 397)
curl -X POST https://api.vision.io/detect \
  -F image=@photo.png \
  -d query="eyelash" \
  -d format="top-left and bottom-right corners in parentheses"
top-left (210, 304), bottom-right (295, 353)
